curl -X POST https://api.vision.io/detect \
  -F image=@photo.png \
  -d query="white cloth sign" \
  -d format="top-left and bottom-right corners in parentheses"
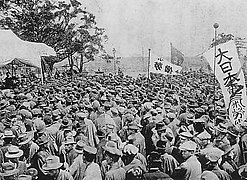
top-left (150, 55), bottom-right (182, 75)
top-left (203, 40), bottom-right (247, 126)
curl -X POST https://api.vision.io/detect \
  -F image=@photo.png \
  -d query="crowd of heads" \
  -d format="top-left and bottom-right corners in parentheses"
top-left (0, 71), bottom-right (246, 180)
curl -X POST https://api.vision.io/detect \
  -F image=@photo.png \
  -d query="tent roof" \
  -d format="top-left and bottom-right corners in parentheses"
top-left (0, 30), bottom-right (56, 68)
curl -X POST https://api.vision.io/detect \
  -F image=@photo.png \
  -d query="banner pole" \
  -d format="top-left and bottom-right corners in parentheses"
top-left (213, 23), bottom-right (219, 125)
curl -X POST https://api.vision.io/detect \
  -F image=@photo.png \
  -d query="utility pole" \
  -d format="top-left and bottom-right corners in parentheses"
top-left (113, 48), bottom-right (116, 74)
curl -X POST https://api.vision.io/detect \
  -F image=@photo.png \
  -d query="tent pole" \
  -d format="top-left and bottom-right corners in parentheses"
top-left (11, 60), bottom-right (14, 77)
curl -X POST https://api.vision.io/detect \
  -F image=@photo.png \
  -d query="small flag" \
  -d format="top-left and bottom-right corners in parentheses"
top-left (171, 43), bottom-right (184, 66)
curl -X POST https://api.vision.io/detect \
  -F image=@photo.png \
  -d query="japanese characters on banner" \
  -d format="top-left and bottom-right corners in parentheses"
top-left (150, 55), bottom-right (182, 75)
top-left (203, 40), bottom-right (247, 127)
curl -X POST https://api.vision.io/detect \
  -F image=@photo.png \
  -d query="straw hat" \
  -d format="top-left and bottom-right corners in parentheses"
top-left (18, 175), bottom-right (32, 180)
top-left (179, 141), bottom-right (197, 151)
top-left (0, 162), bottom-right (19, 176)
top-left (75, 140), bottom-right (86, 154)
top-left (205, 148), bottom-right (224, 162)
top-left (5, 145), bottom-right (23, 159)
top-left (42, 156), bottom-right (63, 171)
top-left (128, 122), bottom-right (142, 130)
top-left (3, 129), bottom-right (15, 139)
top-left (103, 141), bottom-right (122, 156)
top-left (84, 146), bottom-right (97, 155)
top-left (123, 144), bottom-right (139, 155)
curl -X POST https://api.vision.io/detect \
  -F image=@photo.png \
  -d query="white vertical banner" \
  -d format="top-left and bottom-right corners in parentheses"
top-left (203, 40), bottom-right (247, 126)
top-left (149, 54), bottom-right (182, 75)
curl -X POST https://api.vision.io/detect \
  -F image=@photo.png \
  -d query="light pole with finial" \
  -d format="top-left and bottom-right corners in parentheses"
top-left (213, 23), bottom-right (219, 125)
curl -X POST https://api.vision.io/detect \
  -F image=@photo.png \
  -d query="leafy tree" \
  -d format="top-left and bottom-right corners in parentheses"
top-left (0, 0), bottom-right (107, 72)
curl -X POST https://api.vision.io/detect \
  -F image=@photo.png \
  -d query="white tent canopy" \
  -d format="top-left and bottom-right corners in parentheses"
top-left (0, 30), bottom-right (56, 68)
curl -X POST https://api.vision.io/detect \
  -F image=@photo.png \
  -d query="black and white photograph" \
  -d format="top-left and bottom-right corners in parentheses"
top-left (0, 0), bottom-right (247, 180)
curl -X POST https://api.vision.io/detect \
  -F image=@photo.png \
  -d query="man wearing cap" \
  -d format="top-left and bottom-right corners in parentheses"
top-left (204, 150), bottom-right (231, 180)
top-left (219, 143), bottom-right (239, 180)
top-left (104, 101), bottom-right (113, 117)
top-left (144, 152), bottom-right (173, 180)
top-left (0, 162), bottom-right (19, 180)
top-left (81, 146), bottom-right (102, 180)
top-left (0, 129), bottom-right (16, 163)
top-left (18, 132), bottom-right (39, 166)
top-left (95, 129), bottom-right (107, 166)
top-left (5, 145), bottom-right (27, 175)
top-left (239, 122), bottom-right (247, 165)
top-left (33, 119), bottom-right (58, 156)
top-left (152, 122), bottom-right (178, 177)
top-left (89, 100), bottom-right (101, 124)
top-left (104, 115), bottom-right (122, 149)
top-left (172, 141), bottom-right (202, 180)
top-left (59, 137), bottom-right (77, 167)
top-left (42, 155), bottom-right (73, 180)
top-left (227, 125), bottom-right (242, 167)
top-left (141, 113), bottom-right (156, 156)
top-left (69, 141), bottom-right (86, 180)
top-left (196, 130), bottom-right (212, 150)
top-left (56, 117), bottom-right (72, 148)
top-left (122, 144), bottom-right (147, 179)
top-left (76, 112), bottom-right (99, 148)
top-left (30, 135), bottom-right (51, 180)
top-left (110, 107), bottom-right (122, 132)
top-left (127, 122), bottom-right (146, 157)
top-left (153, 122), bottom-right (175, 149)
top-left (101, 141), bottom-right (125, 180)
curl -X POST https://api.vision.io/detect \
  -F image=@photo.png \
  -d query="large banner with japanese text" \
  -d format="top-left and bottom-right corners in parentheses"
top-left (150, 55), bottom-right (182, 75)
top-left (203, 40), bottom-right (247, 126)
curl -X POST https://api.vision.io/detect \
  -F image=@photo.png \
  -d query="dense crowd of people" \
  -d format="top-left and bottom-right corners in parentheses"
top-left (0, 71), bottom-right (247, 180)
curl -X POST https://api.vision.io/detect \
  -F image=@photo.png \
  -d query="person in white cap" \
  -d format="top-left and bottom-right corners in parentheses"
top-left (122, 144), bottom-right (147, 179)
top-left (172, 141), bottom-right (202, 180)
top-left (76, 112), bottom-right (99, 148)
top-left (42, 155), bottom-right (73, 180)
top-left (204, 149), bottom-right (231, 180)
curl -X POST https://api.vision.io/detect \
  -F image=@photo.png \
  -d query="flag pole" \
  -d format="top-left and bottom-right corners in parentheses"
top-left (148, 49), bottom-right (151, 81)
top-left (170, 43), bottom-right (172, 62)
top-left (213, 23), bottom-right (219, 125)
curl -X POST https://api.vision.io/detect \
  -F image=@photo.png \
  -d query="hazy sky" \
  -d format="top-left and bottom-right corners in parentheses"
top-left (81, 0), bottom-right (247, 57)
